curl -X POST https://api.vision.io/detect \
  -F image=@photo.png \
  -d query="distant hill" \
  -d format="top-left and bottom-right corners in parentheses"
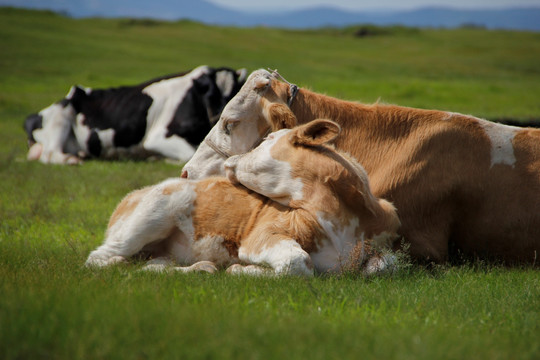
top-left (1, 0), bottom-right (539, 31)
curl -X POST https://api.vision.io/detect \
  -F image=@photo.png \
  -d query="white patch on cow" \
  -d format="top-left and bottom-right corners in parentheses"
top-left (161, 178), bottom-right (197, 224)
top-left (33, 103), bottom-right (77, 163)
top-left (97, 128), bottom-right (116, 149)
top-left (215, 70), bottom-right (235, 98)
top-left (182, 124), bottom-right (231, 179)
top-left (65, 85), bottom-right (91, 99)
top-left (314, 214), bottom-right (360, 273)
top-left (168, 231), bottom-right (196, 265)
top-left (239, 239), bottom-right (313, 276)
top-left (142, 66), bottom-right (210, 161)
top-left (191, 235), bottom-right (233, 266)
top-left (86, 178), bottom-right (197, 267)
top-left (143, 127), bottom-right (196, 161)
top-left (477, 119), bottom-right (519, 168)
top-left (73, 113), bottom-right (91, 152)
top-left (228, 129), bottom-right (303, 205)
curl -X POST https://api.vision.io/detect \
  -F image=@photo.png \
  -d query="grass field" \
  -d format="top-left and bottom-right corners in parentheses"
top-left (1, 7), bottom-right (539, 360)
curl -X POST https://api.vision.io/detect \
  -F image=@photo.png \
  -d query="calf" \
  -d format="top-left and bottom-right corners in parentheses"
top-left (86, 120), bottom-right (400, 276)
top-left (24, 66), bottom-right (247, 164)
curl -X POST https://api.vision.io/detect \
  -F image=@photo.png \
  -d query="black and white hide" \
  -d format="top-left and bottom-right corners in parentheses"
top-left (24, 65), bottom-right (247, 164)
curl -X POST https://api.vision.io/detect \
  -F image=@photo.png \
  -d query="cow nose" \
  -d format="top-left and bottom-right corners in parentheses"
top-left (181, 169), bottom-right (188, 178)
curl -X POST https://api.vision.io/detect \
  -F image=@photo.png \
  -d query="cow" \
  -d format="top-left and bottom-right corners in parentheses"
top-left (85, 119), bottom-right (401, 276)
top-left (24, 65), bottom-right (247, 164)
top-left (180, 69), bottom-right (540, 265)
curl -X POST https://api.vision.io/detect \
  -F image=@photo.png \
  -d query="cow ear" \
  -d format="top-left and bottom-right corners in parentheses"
top-left (290, 119), bottom-right (340, 146)
top-left (237, 68), bottom-right (248, 84)
top-left (66, 85), bottom-right (87, 101)
top-left (254, 76), bottom-right (270, 90)
top-left (67, 85), bottom-right (88, 112)
top-left (267, 103), bottom-right (298, 131)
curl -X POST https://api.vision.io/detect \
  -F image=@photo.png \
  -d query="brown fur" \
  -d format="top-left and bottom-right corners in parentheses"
top-left (261, 79), bottom-right (540, 264)
top-left (277, 120), bottom-right (400, 246)
top-left (190, 178), bottom-right (325, 261)
top-left (108, 188), bottom-right (149, 228)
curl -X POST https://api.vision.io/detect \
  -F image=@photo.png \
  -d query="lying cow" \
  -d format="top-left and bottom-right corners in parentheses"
top-left (85, 120), bottom-right (401, 276)
top-left (181, 69), bottom-right (540, 265)
top-left (24, 66), bottom-right (247, 164)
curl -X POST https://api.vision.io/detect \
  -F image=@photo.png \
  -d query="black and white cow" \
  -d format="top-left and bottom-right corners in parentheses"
top-left (24, 66), bottom-right (247, 164)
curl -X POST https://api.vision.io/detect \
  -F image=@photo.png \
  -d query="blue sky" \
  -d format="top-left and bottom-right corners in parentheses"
top-left (208, 0), bottom-right (540, 11)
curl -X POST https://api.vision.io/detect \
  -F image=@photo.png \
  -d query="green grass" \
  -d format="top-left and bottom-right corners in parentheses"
top-left (0, 7), bottom-right (539, 360)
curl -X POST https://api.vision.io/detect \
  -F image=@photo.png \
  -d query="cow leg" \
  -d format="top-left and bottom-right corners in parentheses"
top-left (142, 259), bottom-right (217, 274)
top-left (31, 103), bottom-right (82, 164)
top-left (85, 186), bottom-right (179, 267)
top-left (238, 237), bottom-right (314, 276)
top-left (143, 127), bottom-right (196, 162)
top-left (226, 264), bottom-right (270, 276)
top-left (140, 257), bottom-right (175, 272)
top-left (173, 261), bottom-right (217, 273)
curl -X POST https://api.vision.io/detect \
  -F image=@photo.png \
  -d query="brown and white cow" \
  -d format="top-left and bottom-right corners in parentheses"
top-left (85, 120), bottom-right (400, 276)
top-left (181, 69), bottom-right (540, 265)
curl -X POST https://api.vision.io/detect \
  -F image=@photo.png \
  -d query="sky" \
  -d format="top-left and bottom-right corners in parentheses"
top-left (208, 0), bottom-right (540, 12)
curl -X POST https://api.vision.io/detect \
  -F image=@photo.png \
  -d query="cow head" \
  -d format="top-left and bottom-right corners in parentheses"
top-left (23, 85), bottom-right (86, 164)
top-left (182, 69), bottom-right (296, 179)
top-left (225, 119), bottom-right (401, 266)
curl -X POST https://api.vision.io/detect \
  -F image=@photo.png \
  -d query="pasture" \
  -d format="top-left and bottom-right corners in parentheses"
top-left (1, 7), bottom-right (539, 359)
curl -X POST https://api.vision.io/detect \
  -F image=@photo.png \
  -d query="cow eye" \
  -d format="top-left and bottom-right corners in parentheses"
top-left (224, 121), bottom-right (237, 136)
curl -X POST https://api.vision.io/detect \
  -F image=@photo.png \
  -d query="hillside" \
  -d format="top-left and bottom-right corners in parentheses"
top-left (1, 7), bottom-right (539, 124)
top-left (1, 0), bottom-right (540, 30)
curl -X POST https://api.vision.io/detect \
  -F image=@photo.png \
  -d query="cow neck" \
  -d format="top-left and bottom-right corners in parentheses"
top-left (289, 88), bottom-right (367, 127)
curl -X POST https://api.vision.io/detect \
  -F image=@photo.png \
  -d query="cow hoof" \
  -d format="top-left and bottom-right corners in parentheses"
top-left (66, 156), bottom-right (82, 165)
top-left (190, 261), bottom-right (218, 274)
top-left (226, 264), bottom-right (244, 274)
top-left (27, 143), bottom-right (43, 161)
top-left (226, 264), bottom-right (269, 276)
top-left (85, 255), bottom-right (127, 267)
